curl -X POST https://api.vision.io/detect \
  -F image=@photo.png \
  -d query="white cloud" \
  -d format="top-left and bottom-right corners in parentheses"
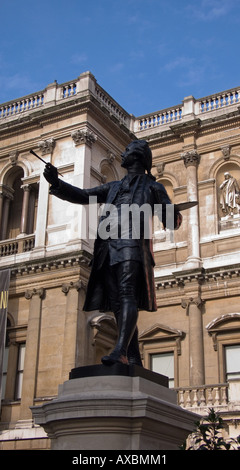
top-left (70, 53), bottom-right (87, 65)
top-left (163, 56), bottom-right (195, 72)
top-left (187, 0), bottom-right (234, 21)
top-left (109, 63), bottom-right (124, 73)
top-left (0, 73), bottom-right (41, 103)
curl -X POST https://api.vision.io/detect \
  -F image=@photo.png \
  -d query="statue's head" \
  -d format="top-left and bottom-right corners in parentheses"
top-left (121, 140), bottom-right (153, 175)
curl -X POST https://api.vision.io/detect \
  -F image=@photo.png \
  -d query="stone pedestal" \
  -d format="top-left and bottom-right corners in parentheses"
top-left (31, 365), bottom-right (199, 450)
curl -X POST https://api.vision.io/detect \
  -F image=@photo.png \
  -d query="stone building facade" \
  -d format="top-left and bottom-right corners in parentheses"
top-left (0, 72), bottom-right (240, 449)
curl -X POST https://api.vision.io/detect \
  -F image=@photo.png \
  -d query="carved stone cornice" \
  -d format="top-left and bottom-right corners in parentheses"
top-left (25, 287), bottom-right (45, 300)
top-left (9, 251), bottom-right (92, 277)
top-left (181, 150), bottom-right (200, 168)
top-left (38, 138), bottom-right (55, 155)
top-left (71, 129), bottom-right (97, 147)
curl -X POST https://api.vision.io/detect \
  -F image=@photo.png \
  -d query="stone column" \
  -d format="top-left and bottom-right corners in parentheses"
top-left (20, 184), bottom-right (31, 234)
top-left (20, 288), bottom-right (45, 420)
top-left (181, 296), bottom-right (205, 386)
top-left (182, 150), bottom-right (202, 269)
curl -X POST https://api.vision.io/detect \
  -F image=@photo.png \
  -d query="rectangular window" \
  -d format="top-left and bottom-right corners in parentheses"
top-left (151, 352), bottom-right (174, 387)
top-left (225, 344), bottom-right (240, 381)
top-left (15, 343), bottom-right (25, 400)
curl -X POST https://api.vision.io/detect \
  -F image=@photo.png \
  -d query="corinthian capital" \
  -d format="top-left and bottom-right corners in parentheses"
top-left (181, 150), bottom-right (200, 168)
top-left (38, 138), bottom-right (56, 155)
top-left (71, 129), bottom-right (97, 147)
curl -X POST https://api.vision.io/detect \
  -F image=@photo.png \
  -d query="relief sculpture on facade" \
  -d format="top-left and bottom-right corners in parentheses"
top-left (219, 172), bottom-right (240, 218)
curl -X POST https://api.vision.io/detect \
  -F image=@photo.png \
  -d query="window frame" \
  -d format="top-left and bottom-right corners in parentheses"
top-left (2, 321), bottom-right (27, 403)
top-left (150, 350), bottom-right (175, 387)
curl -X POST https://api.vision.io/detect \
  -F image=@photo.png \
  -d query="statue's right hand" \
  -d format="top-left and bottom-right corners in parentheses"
top-left (43, 163), bottom-right (59, 186)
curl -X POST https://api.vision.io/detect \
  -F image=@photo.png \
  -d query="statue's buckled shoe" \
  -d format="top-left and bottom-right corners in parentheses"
top-left (101, 353), bottom-right (129, 366)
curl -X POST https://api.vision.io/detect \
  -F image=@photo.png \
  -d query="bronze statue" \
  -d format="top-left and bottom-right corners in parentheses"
top-left (44, 140), bottom-right (182, 367)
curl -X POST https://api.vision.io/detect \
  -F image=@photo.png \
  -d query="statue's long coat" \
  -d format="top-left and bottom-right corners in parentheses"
top-left (51, 175), bottom-right (179, 312)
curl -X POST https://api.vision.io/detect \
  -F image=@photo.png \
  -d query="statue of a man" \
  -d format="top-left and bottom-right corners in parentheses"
top-left (44, 140), bottom-right (182, 367)
top-left (219, 172), bottom-right (240, 216)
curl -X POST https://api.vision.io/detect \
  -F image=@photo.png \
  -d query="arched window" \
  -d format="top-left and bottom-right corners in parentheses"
top-left (100, 159), bottom-right (118, 183)
top-left (0, 166), bottom-right (38, 253)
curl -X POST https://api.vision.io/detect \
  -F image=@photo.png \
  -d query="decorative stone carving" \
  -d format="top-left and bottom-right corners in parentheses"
top-left (106, 150), bottom-right (116, 163)
top-left (219, 172), bottom-right (240, 216)
top-left (25, 288), bottom-right (45, 300)
top-left (157, 163), bottom-right (165, 176)
top-left (61, 279), bottom-right (86, 294)
top-left (9, 150), bottom-right (19, 166)
top-left (38, 138), bottom-right (55, 155)
top-left (181, 150), bottom-right (200, 167)
top-left (221, 145), bottom-right (231, 160)
top-left (71, 129), bottom-right (97, 147)
top-left (181, 297), bottom-right (205, 312)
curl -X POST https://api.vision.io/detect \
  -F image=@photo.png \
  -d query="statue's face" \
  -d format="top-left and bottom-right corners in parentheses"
top-left (121, 142), bottom-right (142, 168)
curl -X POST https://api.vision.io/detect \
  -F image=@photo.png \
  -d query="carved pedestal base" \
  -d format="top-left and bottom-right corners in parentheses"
top-left (31, 365), bottom-right (199, 450)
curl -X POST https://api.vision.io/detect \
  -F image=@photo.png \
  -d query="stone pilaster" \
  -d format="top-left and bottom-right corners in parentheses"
top-left (69, 129), bottom-right (97, 248)
top-left (20, 288), bottom-right (45, 420)
top-left (61, 280), bottom-right (87, 381)
top-left (182, 150), bottom-right (202, 269)
top-left (181, 295), bottom-right (205, 386)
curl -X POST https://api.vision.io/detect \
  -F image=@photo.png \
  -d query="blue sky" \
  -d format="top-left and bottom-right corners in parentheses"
top-left (1, 0), bottom-right (240, 116)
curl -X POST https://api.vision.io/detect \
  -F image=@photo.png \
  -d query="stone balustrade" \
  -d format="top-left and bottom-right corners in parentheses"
top-left (134, 87), bottom-right (240, 134)
top-left (176, 383), bottom-right (229, 415)
top-left (0, 93), bottom-right (44, 118)
top-left (137, 106), bottom-right (183, 131)
top-left (1, 74), bottom-right (240, 134)
top-left (0, 234), bottom-right (35, 257)
top-left (0, 72), bottom-right (130, 127)
top-left (199, 87), bottom-right (240, 114)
